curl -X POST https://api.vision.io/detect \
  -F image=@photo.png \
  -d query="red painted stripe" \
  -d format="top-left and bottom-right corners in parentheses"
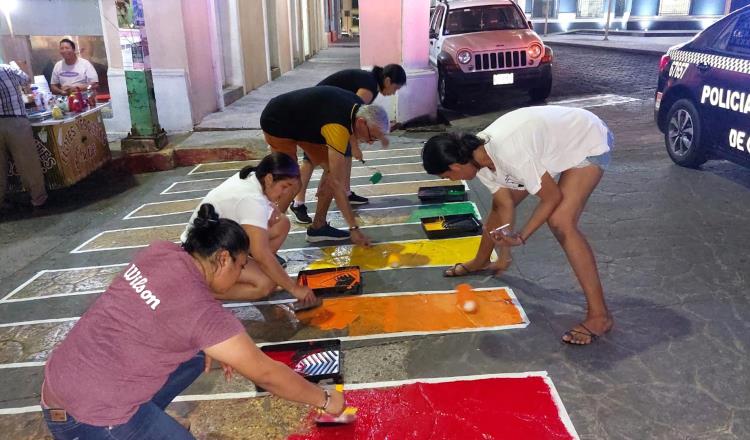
top-left (288, 376), bottom-right (575, 439)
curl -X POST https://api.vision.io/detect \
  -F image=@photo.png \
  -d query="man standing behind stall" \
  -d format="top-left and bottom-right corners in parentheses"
top-left (50, 39), bottom-right (98, 95)
top-left (0, 61), bottom-right (48, 212)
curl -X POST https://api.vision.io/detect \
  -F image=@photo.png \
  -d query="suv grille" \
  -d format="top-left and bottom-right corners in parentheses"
top-left (474, 50), bottom-right (529, 71)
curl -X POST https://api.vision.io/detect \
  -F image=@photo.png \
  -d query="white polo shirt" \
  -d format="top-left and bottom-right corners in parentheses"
top-left (180, 172), bottom-right (275, 242)
top-left (51, 58), bottom-right (99, 88)
top-left (475, 106), bottom-right (610, 195)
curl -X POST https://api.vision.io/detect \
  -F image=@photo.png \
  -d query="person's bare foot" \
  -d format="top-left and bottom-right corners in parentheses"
top-left (484, 258), bottom-right (513, 276)
top-left (562, 314), bottom-right (613, 345)
top-left (444, 258), bottom-right (513, 277)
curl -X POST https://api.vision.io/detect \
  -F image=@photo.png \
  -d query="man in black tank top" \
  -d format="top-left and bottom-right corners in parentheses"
top-left (260, 86), bottom-right (390, 246)
top-left (291, 66), bottom-right (406, 220)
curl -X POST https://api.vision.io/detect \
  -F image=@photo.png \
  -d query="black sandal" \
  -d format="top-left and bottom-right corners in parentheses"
top-left (444, 263), bottom-right (475, 277)
top-left (562, 323), bottom-right (600, 345)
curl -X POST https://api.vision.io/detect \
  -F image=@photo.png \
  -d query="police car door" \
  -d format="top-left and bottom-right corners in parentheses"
top-left (707, 10), bottom-right (750, 164)
top-left (429, 4), bottom-right (446, 67)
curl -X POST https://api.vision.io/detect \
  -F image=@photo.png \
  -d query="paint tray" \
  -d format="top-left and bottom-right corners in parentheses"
top-left (420, 213), bottom-right (482, 239)
top-left (417, 184), bottom-right (467, 203)
top-left (297, 266), bottom-right (362, 296)
top-left (259, 339), bottom-right (342, 391)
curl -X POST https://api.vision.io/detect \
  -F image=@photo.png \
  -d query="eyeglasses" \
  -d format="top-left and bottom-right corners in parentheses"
top-left (364, 123), bottom-right (377, 143)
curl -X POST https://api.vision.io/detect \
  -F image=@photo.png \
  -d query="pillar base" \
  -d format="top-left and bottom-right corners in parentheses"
top-left (374, 68), bottom-right (438, 125)
top-left (121, 130), bottom-right (169, 154)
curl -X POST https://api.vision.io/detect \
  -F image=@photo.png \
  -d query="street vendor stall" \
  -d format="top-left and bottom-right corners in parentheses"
top-left (7, 103), bottom-right (111, 191)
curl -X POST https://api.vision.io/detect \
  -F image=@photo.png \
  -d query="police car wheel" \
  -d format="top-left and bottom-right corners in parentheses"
top-left (665, 99), bottom-right (707, 168)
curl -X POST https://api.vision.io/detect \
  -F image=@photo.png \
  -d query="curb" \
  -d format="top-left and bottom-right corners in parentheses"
top-left (544, 40), bottom-right (667, 56)
top-left (111, 145), bottom-right (265, 173)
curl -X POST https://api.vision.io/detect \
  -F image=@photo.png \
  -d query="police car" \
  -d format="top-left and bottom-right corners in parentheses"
top-left (655, 6), bottom-right (750, 169)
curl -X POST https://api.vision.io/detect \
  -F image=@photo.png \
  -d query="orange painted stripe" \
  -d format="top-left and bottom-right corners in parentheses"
top-left (296, 288), bottom-right (525, 337)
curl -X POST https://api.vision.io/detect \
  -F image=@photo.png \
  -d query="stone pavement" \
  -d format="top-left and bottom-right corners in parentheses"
top-left (196, 47), bottom-right (361, 131)
top-left (2, 36), bottom-right (749, 439)
top-left (543, 32), bottom-right (693, 56)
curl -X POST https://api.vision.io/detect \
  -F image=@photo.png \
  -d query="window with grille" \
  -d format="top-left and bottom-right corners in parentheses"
top-left (727, 13), bottom-right (750, 55)
top-left (578, 0), bottom-right (605, 18)
top-left (659, 0), bottom-right (691, 16)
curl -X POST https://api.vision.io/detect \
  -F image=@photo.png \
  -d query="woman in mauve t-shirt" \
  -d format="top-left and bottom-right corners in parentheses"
top-left (421, 106), bottom-right (614, 346)
top-left (41, 204), bottom-right (345, 439)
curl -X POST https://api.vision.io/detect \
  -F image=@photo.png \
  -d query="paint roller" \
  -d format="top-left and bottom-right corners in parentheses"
top-left (456, 283), bottom-right (478, 313)
top-left (314, 384), bottom-right (358, 426)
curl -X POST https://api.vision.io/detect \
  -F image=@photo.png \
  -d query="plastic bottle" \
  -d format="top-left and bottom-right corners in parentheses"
top-left (86, 85), bottom-right (96, 108)
top-left (31, 86), bottom-right (42, 110)
top-left (75, 90), bottom-right (84, 110)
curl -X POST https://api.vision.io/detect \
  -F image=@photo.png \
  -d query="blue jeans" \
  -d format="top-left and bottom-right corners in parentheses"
top-left (43, 352), bottom-right (205, 440)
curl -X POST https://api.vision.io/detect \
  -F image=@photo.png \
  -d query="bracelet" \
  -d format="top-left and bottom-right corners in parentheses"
top-left (319, 389), bottom-right (331, 411)
top-left (348, 225), bottom-right (360, 231)
top-left (519, 235), bottom-right (527, 245)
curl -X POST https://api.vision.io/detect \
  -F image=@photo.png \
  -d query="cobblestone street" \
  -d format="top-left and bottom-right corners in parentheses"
top-left (1, 41), bottom-right (749, 439)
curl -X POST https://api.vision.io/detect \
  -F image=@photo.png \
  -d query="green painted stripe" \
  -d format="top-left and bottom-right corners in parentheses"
top-left (407, 202), bottom-right (480, 222)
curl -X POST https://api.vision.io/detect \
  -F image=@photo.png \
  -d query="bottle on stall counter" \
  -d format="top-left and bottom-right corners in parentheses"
top-left (76, 90), bottom-right (85, 110)
top-left (31, 86), bottom-right (43, 111)
top-left (85, 85), bottom-right (96, 108)
top-left (70, 92), bottom-right (82, 112)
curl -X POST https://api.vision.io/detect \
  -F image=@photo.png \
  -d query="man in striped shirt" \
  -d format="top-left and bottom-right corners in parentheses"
top-left (0, 60), bottom-right (47, 212)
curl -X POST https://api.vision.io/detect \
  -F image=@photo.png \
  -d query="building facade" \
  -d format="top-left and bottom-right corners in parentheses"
top-left (0, 0), bottom-right (329, 136)
top-left (519, 0), bottom-right (747, 33)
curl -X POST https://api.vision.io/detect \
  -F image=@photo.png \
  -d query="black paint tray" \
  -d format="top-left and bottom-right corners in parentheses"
top-left (259, 339), bottom-right (342, 390)
top-left (297, 266), bottom-right (362, 296)
top-left (421, 213), bottom-right (482, 239)
top-left (418, 184), bottom-right (467, 203)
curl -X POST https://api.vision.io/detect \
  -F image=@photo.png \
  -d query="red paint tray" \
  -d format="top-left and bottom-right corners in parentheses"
top-left (418, 184), bottom-right (467, 203)
top-left (297, 266), bottom-right (362, 296)
top-left (420, 213), bottom-right (482, 239)
top-left (259, 339), bottom-right (343, 391)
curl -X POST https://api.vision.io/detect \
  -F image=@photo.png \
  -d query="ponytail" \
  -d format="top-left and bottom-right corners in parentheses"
top-left (239, 152), bottom-right (300, 188)
top-left (421, 132), bottom-right (484, 175)
top-left (182, 204), bottom-right (249, 259)
top-left (373, 64), bottom-right (407, 89)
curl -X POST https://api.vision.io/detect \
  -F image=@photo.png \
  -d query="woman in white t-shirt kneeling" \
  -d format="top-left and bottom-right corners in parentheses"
top-left (182, 153), bottom-right (316, 304)
top-left (422, 106), bottom-right (614, 346)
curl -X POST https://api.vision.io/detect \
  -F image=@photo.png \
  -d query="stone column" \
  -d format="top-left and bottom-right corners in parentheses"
top-left (359, 0), bottom-right (437, 124)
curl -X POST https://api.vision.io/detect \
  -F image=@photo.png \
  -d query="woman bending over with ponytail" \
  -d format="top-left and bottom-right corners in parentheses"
top-left (422, 106), bottom-right (614, 346)
top-left (290, 64), bottom-right (407, 223)
top-left (42, 204), bottom-right (345, 439)
top-left (181, 153), bottom-right (315, 304)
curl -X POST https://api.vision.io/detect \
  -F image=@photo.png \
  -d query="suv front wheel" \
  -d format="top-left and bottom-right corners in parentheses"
top-left (438, 69), bottom-right (458, 109)
top-left (528, 77), bottom-right (552, 102)
top-left (665, 99), bottom-right (707, 168)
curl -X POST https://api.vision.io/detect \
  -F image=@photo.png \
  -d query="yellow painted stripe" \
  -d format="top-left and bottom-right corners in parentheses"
top-left (283, 235), bottom-right (483, 272)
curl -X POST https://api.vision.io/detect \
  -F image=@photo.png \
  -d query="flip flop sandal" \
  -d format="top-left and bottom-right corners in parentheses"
top-left (562, 323), bottom-right (600, 345)
top-left (444, 263), bottom-right (475, 278)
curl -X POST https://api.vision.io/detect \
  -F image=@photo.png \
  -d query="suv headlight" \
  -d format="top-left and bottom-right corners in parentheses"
top-left (528, 43), bottom-right (543, 59)
top-left (457, 50), bottom-right (472, 64)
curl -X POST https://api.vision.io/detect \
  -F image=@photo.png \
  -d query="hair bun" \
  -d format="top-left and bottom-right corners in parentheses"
top-left (193, 203), bottom-right (220, 229)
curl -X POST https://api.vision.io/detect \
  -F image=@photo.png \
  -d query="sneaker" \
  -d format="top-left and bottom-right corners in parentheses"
top-left (306, 222), bottom-right (350, 242)
top-left (275, 254), bottom-right (287, 268)
top-left (290, 203), bottom-right (312, 224)
top-left (348, 191), bottom-right (369, 205)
